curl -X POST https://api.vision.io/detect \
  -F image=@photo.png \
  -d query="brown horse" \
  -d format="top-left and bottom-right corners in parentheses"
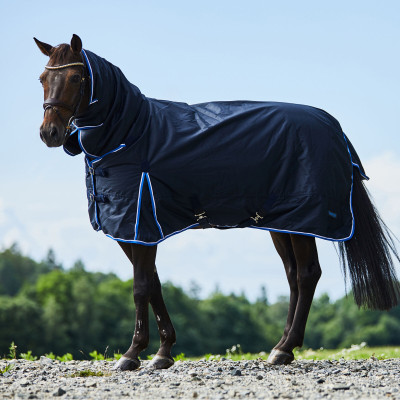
top-left (35, 34), bottom-right (400, 371)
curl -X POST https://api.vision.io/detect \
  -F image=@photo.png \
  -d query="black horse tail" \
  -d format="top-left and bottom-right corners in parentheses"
top-left (338, 171), bottom-right (400, 310)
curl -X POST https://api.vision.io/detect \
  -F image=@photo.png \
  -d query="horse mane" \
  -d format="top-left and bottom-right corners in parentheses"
top-left (48, 44), bottom-right (78, 66)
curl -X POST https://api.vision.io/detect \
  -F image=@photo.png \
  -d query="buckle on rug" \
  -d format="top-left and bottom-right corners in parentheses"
top-left (250, 212), bottom-right (264, 224)
top-left (195, 211), bottom-right (208, 222)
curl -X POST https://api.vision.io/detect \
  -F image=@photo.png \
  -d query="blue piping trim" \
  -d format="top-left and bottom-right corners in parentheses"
top-left (78, 130), bottom-right (125, 160)
top-left (68, 127), bottom-right (79, 137)
top-left (78, 130), bottom-right (93, 157)
top-left (249, 225), bottom-right (353, 242)
top-left (64, 147), bottom-right (76, 156)
top-left (106, 223), bottom-right (200, 246)
top-left (134, 173), bottom-right (146, 240)
top-left (81, 49), bottom-right (98, 105)
top-left (92, 144), bottom-right (126, 165)
top-left (76, 123), bottom-right (104, 130)
top-left (352, 162), bottom-right (369, 180)
top-left (145, 173), bottom-right (164, 239)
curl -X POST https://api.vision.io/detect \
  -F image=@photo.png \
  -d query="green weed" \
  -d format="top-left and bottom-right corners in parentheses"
top-left (0, 363), bottom-right (13, 375)
top-left (8, 342), bottom-right (17, 359)
top-left (173, 353), bottom-right (187, 362)
top-left (89, 350), bottom-right (115, 361)
top-left (69, 370), bottom-right (106, 378)
top-left (57, 353), bottom-right (73, 362)
top-left (89, 350), bottom-right (104, 361)
top-left (20, 350), bottom-right (37, 361)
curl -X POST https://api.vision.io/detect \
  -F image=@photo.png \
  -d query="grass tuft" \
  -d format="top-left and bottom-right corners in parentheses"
top-left (69, 370), bottom-right (106, 378)
top-left (0, 363), bottom-right (14, 375)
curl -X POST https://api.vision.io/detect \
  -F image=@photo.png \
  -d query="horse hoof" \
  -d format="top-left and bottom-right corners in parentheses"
top-left (113, 356), bottom-right (140, 371)
top-left (266, 349), bottom-right (294, 365)
top-left (147, 355), bottom-right (174, 369)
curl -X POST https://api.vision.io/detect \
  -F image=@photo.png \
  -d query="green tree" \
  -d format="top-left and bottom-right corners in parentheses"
top-left (0, 296), bottom-right (43, 356)
top-left (0, 245), bottom-right (53, 296)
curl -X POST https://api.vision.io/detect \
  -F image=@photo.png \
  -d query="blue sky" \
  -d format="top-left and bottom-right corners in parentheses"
top-left (1, 0), bottom-right (399, 301)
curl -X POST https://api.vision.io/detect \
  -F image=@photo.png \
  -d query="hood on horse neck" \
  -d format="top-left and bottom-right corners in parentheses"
top-left (64, 50), bottom-right (148, 158)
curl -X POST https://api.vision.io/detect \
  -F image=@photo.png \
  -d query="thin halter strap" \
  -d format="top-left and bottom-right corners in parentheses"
top-left (45, 62), bottom-right (85, 70)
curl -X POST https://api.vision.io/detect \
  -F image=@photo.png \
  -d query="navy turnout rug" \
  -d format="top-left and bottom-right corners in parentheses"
top-left (64, 49), bottom-right (367, 245)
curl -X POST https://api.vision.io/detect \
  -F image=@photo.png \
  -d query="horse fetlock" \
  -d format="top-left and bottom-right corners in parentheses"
top-left (160, 328), bottom-right (176, 345)
top-left (131, 336), bottom-right (149, 354)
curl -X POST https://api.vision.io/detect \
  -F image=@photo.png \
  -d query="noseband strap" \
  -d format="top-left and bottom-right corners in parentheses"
top-left (43, 98), bottom-right (75, 113)
top-left (43, 62), bottom-right (86, 137)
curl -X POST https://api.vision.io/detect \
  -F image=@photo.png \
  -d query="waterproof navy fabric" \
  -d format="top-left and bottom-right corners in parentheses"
top-left (64, 49), bottom-right (367, 245)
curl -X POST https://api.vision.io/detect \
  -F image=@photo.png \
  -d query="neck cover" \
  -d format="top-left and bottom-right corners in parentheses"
top-left (64, 50), bottom-right (367, 245)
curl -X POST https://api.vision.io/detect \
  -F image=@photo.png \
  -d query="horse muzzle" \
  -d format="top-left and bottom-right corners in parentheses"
top-left (40, 122), bottom-right (66, 147)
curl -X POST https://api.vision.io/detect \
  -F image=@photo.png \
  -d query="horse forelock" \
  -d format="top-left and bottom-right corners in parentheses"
top-left (48, 44), bottom-right (81, 66)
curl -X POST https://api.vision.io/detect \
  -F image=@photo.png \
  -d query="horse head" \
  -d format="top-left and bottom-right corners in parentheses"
top-left (34, 34), bottom-right (89, 147)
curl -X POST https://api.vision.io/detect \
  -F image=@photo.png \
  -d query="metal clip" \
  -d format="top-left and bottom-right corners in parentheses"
top-left (88, 167), bottom-right (94, 175)
top-left (250, 212), bottom-right (264, 224)
top-left (89, 193), bottom-right (94, 202)
top-left (195, 211), bottom-right (207, 222)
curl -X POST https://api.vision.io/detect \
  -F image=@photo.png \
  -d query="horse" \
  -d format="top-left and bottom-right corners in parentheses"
top-left (35, 34), bottom-right (400, 371)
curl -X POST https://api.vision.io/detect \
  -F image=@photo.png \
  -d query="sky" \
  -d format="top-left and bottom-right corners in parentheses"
top-left (0, 0), bottom-right (399, 302)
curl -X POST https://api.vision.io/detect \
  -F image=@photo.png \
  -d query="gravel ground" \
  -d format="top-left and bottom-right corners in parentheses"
top-left (1, 357), bottom-right (400, 399)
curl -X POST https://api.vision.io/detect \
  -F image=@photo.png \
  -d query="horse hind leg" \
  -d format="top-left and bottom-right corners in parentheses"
top-left (268, 232), bottom-right (299, 364)
top-left (268, 233), bottom-right (321, 365)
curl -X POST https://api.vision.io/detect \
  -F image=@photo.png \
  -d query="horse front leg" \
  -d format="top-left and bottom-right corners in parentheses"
top-left (147, 268), bottom-right (176, 369)
top-left (114, 243), bottom-right (157, 371)
top-left (268, 232), bottom-right (299, 364)
top-left (268, 234), bottom-right (321, 365)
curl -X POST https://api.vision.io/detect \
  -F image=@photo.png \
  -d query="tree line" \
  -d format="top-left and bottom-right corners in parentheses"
top-left (0, 244), bottom-right (399, 359)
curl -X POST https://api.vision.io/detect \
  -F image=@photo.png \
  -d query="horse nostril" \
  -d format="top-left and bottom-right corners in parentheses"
top-left (50, 126), bottom-right (58, 138)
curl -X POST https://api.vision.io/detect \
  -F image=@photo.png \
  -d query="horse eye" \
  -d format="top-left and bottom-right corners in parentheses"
top-left (70, 74), bottom-right (81, 83)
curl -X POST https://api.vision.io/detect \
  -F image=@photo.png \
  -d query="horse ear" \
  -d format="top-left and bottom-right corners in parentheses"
top-left (70, 34), bottom-right (82, 54)
top-left (34, 37), bottom-right (54, 56)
